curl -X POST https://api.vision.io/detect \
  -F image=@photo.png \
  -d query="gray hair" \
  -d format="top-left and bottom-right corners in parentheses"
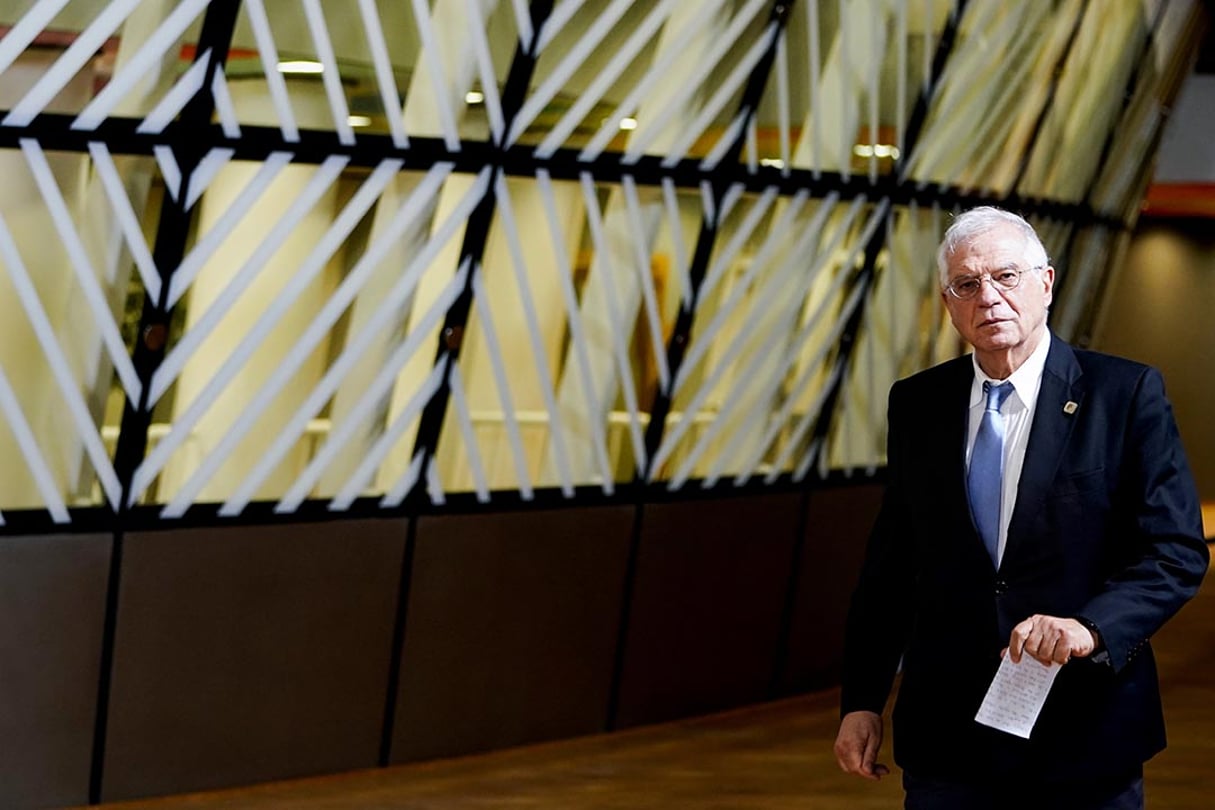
top-left (936, 206), bottom-right (1050, 287)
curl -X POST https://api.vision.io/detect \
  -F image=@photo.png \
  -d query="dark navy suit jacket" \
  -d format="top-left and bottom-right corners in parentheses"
top-left (840, 335), bottom-right (1208, 782)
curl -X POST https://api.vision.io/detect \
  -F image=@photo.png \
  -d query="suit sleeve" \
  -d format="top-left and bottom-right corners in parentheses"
top-left (1074, 366), bottom-right (1208, 673)
top-left (839, 381), bottom-right (917, 716)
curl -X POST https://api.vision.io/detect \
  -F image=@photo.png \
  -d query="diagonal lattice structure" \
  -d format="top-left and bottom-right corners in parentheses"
top-left (0, 0), bottom-right (1205, 527)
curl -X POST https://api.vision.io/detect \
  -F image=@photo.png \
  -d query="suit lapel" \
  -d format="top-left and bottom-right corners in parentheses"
top-left (1004, 337), bottom-right (1085, 560)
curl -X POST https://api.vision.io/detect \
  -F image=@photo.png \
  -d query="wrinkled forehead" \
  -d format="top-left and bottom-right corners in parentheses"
top-left (944, 226), bottom-right (1029, 275)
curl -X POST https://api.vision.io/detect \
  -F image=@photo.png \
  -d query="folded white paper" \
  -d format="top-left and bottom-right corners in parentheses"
top-left (974, 655), bottom-right (1061, 739)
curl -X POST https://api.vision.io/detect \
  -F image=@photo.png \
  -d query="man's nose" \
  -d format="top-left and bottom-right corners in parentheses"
top-left (975, 277), bottom-right (1004, 304)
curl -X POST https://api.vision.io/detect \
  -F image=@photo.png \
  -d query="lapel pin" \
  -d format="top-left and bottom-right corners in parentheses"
top-left (1063, 401), bottom-right (1078, 415)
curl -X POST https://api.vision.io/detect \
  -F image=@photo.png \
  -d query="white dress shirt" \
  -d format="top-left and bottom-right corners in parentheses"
top-left (965, 331), bottom-right (1052, 567)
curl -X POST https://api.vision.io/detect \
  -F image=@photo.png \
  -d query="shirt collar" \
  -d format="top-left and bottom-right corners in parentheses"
top-left (969, 330), bottom-right (1052, 408)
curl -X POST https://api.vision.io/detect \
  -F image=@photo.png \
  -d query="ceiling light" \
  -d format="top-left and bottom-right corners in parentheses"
top-left (619, 117), bottom-right (638, 131)
top-left (465, 91), bottom-right (484, 104)
top-left (277, 60), bottom-right (324, 74)
top-left (760, 158), bottom-right (785, 169)
top-left (347, 115), bottom-right (372, 127)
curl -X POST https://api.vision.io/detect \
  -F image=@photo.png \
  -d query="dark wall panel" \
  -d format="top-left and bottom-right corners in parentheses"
top-left (391, 506), bottom-right (634, 763)
top-left (778, 484), bottom-right (882, 693)
top-left (613, 493), bottom-right (802, 729)
top-left (102, 519), bottom-right (406, 801)
top-left (0, 533), bottom-right (110, 809)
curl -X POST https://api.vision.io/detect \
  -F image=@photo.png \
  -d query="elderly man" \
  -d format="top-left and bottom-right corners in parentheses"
top-left (833, 206), bottom-right (1207, 809)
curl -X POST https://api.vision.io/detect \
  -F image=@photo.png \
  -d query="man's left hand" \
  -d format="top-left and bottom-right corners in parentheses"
top-left (1007, 615), bottom-right (1098, 665)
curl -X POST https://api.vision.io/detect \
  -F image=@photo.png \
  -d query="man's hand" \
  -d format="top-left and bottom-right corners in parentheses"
top-left (1007, 614), bottom-right (1098, 665)
top-left (834, 710), bottom-right (890, 780)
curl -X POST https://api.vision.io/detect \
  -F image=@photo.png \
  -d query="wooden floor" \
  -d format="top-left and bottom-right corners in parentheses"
top-left (85, 556), bottom-right (1215, 810)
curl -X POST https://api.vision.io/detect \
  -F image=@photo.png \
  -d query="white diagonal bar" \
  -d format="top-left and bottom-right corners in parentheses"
top-left (695, 184), bottom-right (778, 311)
top-left (654, 192), bottom-right (845, 475)
top-left (790, 367), bottom-right (844, 482)
top-left (172, 227), bottom-right (467, 519)
top-left (137, 160), bottom-right (407, 502)
top-left (463, 0), bottom-right (505, 144)
top-left (0, 215), bottom-right (121, 508)
top-left (700, 180), bottom-right (717, 228)
top-left (536, 170), bottom-right (613, 491)
top-left (535, 0), bottom-right (590, 53)
top-left (467, 267), bottom-right (534, 498)
top-left (508, 0), bottom-right (635, 147)
top-left (150, 155), bottom-right (349, 405)
top-left (776, 32), bottom-right (791, 176)
top-left (410, 0), bottom-right (461, 150)
top-left (660, 177), bottom-right (693, 310)
top-left (664, 197), bottom-right (856, 487)
top-left (21, 140), bottom-right (141, 402)
top-left (736, 271), bottom-right (870, 486)
top-left (510, 0), bottom-right (534, 51)
top-left (577, 2), bottom-right (725, 161)
top-left (867, 7), bottom-right (880, 184)
top-left (151, 158), bottom-right (403, 478)
top-left (624, 3), bottom-right (772, 163)
top-left (194, 167), bottom-right (487, 516)
top-left (329, 357), bottom-right (450, 511)
top-left (895, 0), bottom-right (908, 156)
top-left (700, 112), bottom-right (749, 171)
top-left (358, 0), bottom-right (408, 148)
top-left (0, 363), bottom-right (69, 523)
top-left (165, 150), bottom-right (294, 309)
top-left (3, 0), bottom-right (143, 126)
top-left (381, 450), bottom-right (427, 507)
top-left (702, 211), bottom-right (864, 487)
top-left (0, 0), bottom-right (71, 79)
top-left (211, 69), bottom-right (242, 139)
top-left (654, 22), bottom-right (778, 167)
top-left (154, 146), bottom-right (181, 201)
top-left (426, 457), bottom-right (446, 505)
top-left (74, 0), bottom-right (211, 130)
top-left (132, 50), bottom-right (212, 134)
top-left (184, 147), bottom-right (237, 211)
top-left (446, 360), bottom-right (491, 503)
top-left (244, 0), bottom-right (300, 142)
top-left (580, 174), bottom-right (648, 471)
top-left (134, 159), bottom-right (442, 507)
top-left (301, 0), bottom-right (355, 145)
top-left (534, 0), bottom-right (677, 158)
top-left (620, 175), bottom-right (670, 388)
top-left (494, 173), bottom-right (575, 496)
top-left (88, 142), bottom-right (163, 302)
top-left (807, 0), bottom-right (822, 177)
top-left (276, 264), bottom-right (461, 514)
top-left (674, 188), bottom-right (805, 394)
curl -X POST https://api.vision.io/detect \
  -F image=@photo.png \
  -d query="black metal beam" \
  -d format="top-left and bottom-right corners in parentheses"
top-left (90, 1), bottom-right (244, 803)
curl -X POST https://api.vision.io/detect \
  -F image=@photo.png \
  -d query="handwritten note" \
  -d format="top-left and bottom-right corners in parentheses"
top-left (974, 655), bottom-right (1061, 738)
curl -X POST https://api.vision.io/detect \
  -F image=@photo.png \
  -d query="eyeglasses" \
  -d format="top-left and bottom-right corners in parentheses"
top-left (944, 265), bottom-right (1043, 300)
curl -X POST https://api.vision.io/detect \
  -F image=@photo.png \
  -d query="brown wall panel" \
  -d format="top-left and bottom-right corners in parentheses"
top-left (391, 506), bottom-right (633, 763)
top-left (102, 519), bottom-right (406, 802)
top-left (778, 484), bottom-right (882, 693)
top-left (613, 493), bottom-right (802, 729)
top-left (0, 533), bottom-right (110, 809)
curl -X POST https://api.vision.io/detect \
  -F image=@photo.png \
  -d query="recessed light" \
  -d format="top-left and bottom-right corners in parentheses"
top-left (277, 60), bottom-right (324, 74)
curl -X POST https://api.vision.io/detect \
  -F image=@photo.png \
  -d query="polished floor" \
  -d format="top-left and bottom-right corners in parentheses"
top-left (87, 557), bottom-right (1215, 810)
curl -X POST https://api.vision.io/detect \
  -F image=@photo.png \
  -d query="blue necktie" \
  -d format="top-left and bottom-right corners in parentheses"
top-left (968, 381), bottom-right (1013, 566)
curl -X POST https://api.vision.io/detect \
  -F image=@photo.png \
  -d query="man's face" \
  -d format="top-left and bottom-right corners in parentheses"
top-left (941, 225), bottom-right (1054, 360)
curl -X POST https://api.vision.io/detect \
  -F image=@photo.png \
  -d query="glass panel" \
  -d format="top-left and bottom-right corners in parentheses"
top-left (516, 0), bottom-right (772, 162)
top-left (652, 192), bottom-right (883, 487)
top-left (0, 0), bottom-right (205, 124)
top-left (1016, 2), bottom-right (1150, 202)
top-left (435, 173), bottom-right (701, 497)
top-left (752, 0), bottom-right (951, 177)
top-left (0, 145), bottom-right (161, 512)
top-left (904, 0), bottom-right (1085, 195)
top-left (137, 161), bottom-right (477, 514)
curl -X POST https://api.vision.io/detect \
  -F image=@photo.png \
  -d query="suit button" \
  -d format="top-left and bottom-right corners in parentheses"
top-left (994, 579), bottom-right (1008, 595)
